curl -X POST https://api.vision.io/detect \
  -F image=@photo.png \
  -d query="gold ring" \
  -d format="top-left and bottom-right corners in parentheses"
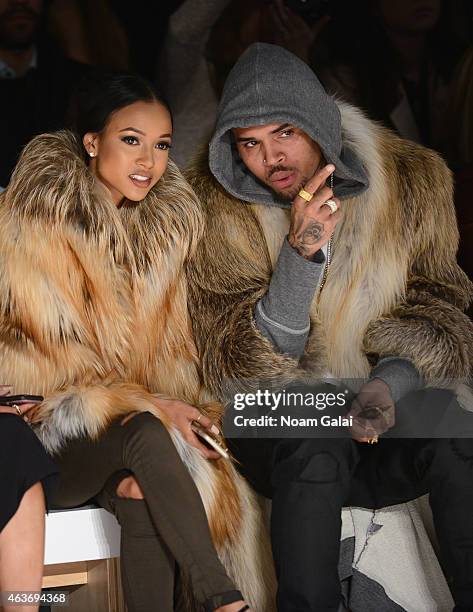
top-left (298, 188), bottom-right (314, 202)
top-left (367, 436), bottom-right (379, 444)
top-left (13, 404), bottom-right (22, 417)
top-left (324, 199), bottom-right (338, 214)
top-left (196, 413), bottom-right (202, 422)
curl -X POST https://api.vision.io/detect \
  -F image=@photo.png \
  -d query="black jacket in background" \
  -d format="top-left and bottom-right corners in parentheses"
top-left (1, 41), bottom-right (88, 187)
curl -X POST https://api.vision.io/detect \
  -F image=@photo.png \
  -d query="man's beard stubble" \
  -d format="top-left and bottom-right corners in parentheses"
top-left (265, 164), bottom-right (309, 201)
top-left (283, 179), bottom-right (309, 201)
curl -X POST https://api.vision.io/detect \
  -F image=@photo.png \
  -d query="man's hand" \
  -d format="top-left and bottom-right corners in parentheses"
top-left (288, 164), bottom-right (342, 259)
top-left (347, 379), bottom-right (395, 442)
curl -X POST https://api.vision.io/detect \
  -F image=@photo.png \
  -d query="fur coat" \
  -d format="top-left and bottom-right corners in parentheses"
top-left (186, 101), bottom-right (473, 402)
top-left (0, 131), bottom-right (275, 611)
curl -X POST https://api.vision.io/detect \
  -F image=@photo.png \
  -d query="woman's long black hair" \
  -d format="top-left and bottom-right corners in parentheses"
top-left (68, 70), bottom-right (172, 159)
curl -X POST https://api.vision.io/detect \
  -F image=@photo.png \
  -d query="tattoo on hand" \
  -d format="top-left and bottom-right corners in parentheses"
top-left (301, 221), bottom-right (324, 244)
top-left (289, 220), bottom-right (325, 258)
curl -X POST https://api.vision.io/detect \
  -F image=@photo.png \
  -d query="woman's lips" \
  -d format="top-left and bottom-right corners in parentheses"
top-left (129, 174), bottom-right (152, 189)
top-left (270, 172), bottom-right (296, 190)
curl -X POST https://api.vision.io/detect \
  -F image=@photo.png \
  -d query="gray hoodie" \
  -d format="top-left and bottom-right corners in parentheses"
top-left (208, 43), bottom-right (419, 398)
top-left (209, 43), bottom-right (369, 207)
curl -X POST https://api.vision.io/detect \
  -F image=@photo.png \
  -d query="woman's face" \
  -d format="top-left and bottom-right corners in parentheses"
top-left (83, 100), bottom-right (172, 206)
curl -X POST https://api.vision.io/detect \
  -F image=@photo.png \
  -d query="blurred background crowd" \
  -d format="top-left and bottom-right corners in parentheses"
top-left (1, 0), bottom-right (472, 282)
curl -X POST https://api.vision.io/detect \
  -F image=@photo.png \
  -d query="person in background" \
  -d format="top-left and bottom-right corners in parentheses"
top-left (159, 0), bottom-right (232, 168)
top-left (0, 387), bottom-right (58, 612)
top-left (0, 0), bottom-right (88, 189)
top-left (113, 0), bottom-right (181, 80)
top-left (446, 46), bottom-right (473, 308)
top-left (160, 0), bottom-right (329, 168)
top-left (47, 0), bottom-right (129, 70)
top-left (310, 0), bottom-right (471, 150)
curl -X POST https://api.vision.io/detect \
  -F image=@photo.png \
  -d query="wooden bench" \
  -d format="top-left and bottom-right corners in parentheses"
top-left (43, 507), bottom-right (126, 611)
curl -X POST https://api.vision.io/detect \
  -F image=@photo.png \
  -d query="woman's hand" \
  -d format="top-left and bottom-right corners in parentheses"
top-left (156, 398), bottom-right (223, 460)
top-left (0, 385), bottom-right (41, 423)
top-left (122, 398), bottom-right (223, 460)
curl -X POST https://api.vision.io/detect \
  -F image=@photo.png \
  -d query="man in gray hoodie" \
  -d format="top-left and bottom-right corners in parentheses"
top-left (186, 43), bottom-right (473, 611)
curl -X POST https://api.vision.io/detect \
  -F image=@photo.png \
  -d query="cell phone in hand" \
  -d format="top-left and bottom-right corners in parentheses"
top-left (0, 394), bottom-right (44, 406)
top-left (191, 421), bottom-right (230, 460)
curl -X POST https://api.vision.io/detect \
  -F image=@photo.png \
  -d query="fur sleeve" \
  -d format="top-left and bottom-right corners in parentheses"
top-left (364, 141), bottom-right (473, 383)
top-left (35, 383), bottom-right (167, 455)
top-left (186, 168), bottom-right (298, 397)
top-left (0, 132), bottom-right (165, 453)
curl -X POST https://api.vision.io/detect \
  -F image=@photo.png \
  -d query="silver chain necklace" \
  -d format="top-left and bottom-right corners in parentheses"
top-left (318, 172), bottom-right (334, 296)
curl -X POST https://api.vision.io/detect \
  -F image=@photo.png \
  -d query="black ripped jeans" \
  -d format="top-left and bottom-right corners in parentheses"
top-left (229, 389), bottom-right (473, 612)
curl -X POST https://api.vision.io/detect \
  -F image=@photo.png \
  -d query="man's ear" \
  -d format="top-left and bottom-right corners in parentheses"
top-left (83, 133), bottom-right (98, 158)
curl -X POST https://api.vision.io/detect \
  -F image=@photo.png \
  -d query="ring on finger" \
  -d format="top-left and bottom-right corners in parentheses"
top-left (323, 199), bottom-right (338, 214)
top-left (376, 407), bottom-right (389, 423)
top-left (196, 413), bottom-right (203, 422)
top-left (13, 404), bottom-right (22, 417)
top-left (298, 188), bottom-right (314, 202)
top-left (367, 406), bottom-right (390, 426)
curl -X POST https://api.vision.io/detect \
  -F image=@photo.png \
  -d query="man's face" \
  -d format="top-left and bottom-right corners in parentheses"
top-left (233, 123), bottom-right (322, 201)
top-left (0, 0), bottom-right (43, 50)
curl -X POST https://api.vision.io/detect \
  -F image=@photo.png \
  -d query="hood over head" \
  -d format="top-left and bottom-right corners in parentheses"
top-left (209, 43), bottom-right (369, 208)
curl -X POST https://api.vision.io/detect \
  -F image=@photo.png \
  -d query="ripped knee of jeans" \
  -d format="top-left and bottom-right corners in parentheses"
top-left (116, 475), bottom-right (145, 499)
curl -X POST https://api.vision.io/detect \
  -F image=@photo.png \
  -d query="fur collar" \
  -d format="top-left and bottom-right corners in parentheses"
top-left (188, 100), bottom-right (472, 379)
top-left (0, 130), bottom-right (204, 398)
top-left (3, 130), bottom-right (203, 272)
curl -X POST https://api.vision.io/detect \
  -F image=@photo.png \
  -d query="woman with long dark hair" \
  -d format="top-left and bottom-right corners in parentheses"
top-left (0, 71), bottom-right (263, 612)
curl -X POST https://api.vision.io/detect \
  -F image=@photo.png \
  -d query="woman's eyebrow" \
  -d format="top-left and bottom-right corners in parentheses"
top-left (119, 128), bottom-right (172, 139)
top-left (119, 127), bottom-right (145, 135)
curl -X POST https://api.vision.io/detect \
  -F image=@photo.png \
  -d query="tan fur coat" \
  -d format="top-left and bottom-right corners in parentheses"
top-left (186, 102), bottom-right (473, 399)
top-left (0, 131), bottom-right (275, 611)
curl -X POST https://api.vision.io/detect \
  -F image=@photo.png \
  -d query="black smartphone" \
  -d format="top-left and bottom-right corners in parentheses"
top-left (284, 0), bottom-right (332, 23)
top-left (0, 394), bottom-right (44, 406)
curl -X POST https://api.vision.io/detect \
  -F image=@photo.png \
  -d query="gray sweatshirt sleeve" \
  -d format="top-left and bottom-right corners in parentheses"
top-left (371, 357), bottom-right (422, 402)
top-left (159, 0), bottom-right (231, 167)
top-left (254, 238), bottom-right (325, 358)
